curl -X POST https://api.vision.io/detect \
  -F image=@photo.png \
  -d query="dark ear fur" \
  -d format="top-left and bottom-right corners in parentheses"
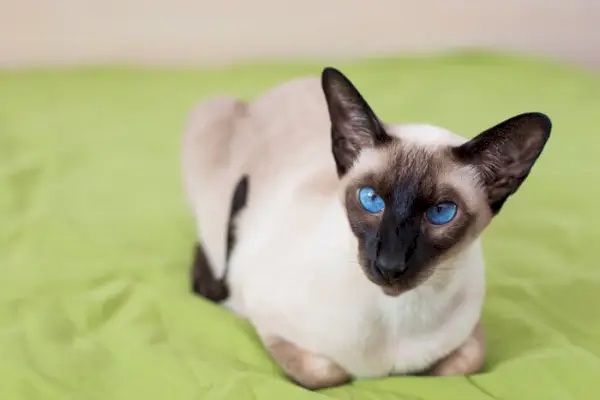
top-left (321, 67), bottom-right (391, 177)
top-left (453, 112), bottom-right (552, 214)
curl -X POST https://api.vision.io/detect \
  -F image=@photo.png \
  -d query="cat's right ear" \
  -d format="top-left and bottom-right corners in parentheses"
top-left (321, 67), bottom-right (391, 177)
top-left (452, 112), bottom-right (552, 214)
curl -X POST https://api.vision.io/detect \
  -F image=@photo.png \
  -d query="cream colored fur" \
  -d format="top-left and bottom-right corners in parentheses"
top-left (181, 77), bottom-right (485, 380)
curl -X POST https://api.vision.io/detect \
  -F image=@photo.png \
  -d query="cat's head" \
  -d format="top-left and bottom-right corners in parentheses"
top-left (321, 67), bottom-right (551, 296)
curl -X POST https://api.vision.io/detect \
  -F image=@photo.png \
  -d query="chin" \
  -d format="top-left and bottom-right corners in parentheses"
top-left (380, 285), bottom-right (406, 297)
top-left (378, 280), bottom-right (423, 297)
top-left (362, 270), bottom-right (427, 297)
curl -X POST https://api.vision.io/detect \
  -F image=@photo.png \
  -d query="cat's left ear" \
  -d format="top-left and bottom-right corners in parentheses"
top-left (453, 112), bottom-right (552, 214)
top-left (321, 67), bottom-right (391, 177)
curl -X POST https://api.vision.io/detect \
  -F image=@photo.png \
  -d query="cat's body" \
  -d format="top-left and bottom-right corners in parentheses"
top-left (182, 69), bottom-right (550, 388)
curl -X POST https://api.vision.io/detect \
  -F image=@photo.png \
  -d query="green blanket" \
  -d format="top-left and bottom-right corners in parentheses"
top-left (1, 52), bottom-right (599, 399)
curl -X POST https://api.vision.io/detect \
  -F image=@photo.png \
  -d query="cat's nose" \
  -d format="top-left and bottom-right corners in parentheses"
top-left (373, 258), bottom-right (407, 283)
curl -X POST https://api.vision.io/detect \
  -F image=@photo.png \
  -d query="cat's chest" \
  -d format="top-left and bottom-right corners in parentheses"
top-left (224, 192), bottom-right (482, 377)
top-left (227, 242), bottom-right (474, 377)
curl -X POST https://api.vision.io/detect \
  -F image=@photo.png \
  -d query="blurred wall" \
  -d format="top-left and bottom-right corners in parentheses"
top-left (1, 0), bottom-right (599, 68)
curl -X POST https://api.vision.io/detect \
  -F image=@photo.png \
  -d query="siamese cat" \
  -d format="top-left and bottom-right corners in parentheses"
top-left (181, 67), bottom-right (551, 389)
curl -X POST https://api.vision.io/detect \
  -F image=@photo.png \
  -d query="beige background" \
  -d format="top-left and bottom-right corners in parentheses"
top-left (1, 0), bottom-right (599, 69)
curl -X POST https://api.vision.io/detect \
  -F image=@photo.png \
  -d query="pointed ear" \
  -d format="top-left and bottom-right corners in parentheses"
top-left (321, 67), bottom-right (391, 177)
top-left (453, 112), bottom-right (552, 214)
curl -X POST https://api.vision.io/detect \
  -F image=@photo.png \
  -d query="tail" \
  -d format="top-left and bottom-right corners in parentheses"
top-left (190, 175), bottom-right (249, 303)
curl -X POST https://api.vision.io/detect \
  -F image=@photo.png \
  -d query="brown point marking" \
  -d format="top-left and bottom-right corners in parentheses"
top-left (429, 321), bottom-right (485, 376)
top-left (343, 141), bottom-right (480, 294)
top-left (190, 175), bottom-right (249, 303)
top-left (190, 244), bottom-right (229, 302)
top-left (263, 335), bottom-right (352, 390)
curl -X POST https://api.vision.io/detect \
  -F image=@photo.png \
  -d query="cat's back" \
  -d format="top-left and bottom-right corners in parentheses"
top-left (184, 75), bottom-right (336, 200)
top-left (182, 76), bottom-right (339, 277)
top-left (231, 76), bottom-right (344, 271)
top-left (229, 77), bottom-right (342, 260)
top-left (243, 76), bottom-right (337, 195)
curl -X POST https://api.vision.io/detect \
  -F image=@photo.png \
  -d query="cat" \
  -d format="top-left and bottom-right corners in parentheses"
top-left (181, 67), bottom-right (551, 389)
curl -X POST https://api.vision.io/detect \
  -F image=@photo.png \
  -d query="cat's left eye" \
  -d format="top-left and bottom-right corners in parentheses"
top-left (358, 187), bottom-right (385, 214)
top-left (425, 202), bottom-right (458, 225)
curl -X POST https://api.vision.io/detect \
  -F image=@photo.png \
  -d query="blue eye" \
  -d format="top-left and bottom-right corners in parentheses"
top-left (426, 202), bottom-right (458, 225)
top-left (358, 187), bottom-right (385, 213)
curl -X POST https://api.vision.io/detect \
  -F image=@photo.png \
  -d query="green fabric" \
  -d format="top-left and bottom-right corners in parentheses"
top-left (1, 52), bottom-right (599, 400)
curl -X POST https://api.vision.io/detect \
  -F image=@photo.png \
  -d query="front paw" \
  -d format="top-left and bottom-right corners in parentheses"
top-left (263, 335), bottom-right (352, 390)
top-left (430, 322), bottom-right (485, 376)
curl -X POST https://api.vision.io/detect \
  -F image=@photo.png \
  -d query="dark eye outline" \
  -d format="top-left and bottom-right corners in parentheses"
top-left (357, 187), bottom-right (385, 214)
top-left (425, 201), bottom-right (458, 225)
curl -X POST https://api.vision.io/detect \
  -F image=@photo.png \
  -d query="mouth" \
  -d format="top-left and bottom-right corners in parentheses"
top-left (363, 273), bottom-right (420, 297)
top-left (360, 261), bottom-right (426, 297)
top-left (381, 285), bottom-right (405, 297)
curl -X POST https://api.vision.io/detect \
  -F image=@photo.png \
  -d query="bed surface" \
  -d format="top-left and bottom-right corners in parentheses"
top-left (1, 52), bottom-right (599, 399)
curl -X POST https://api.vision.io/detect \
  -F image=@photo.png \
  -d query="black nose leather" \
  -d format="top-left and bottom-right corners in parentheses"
top-left (373, 258), bottom-right (407, 282)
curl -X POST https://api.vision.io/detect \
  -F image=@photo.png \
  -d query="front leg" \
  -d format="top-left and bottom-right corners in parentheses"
top-left (262, 334), bottom-right (352, 390)
top-left (429, 321), bottom-right (485, 376)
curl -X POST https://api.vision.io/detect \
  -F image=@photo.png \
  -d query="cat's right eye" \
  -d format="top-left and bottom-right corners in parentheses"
top-left (425, 201), bottom-right (458, 225)
top-left (358, 187), bottom-right (385, 214)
